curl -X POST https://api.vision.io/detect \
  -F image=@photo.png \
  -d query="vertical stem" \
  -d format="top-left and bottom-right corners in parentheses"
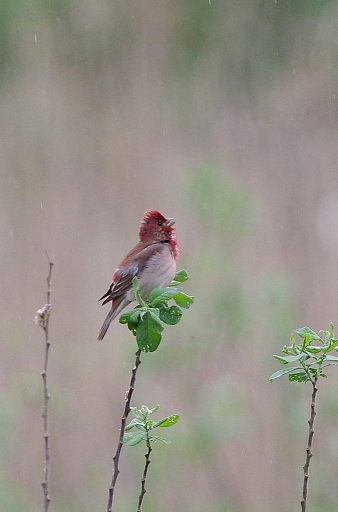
top-left (107, 349), bottom-right (142, 512)
top-left (136, 435), bottom-right (152, 512)
top-left (42, 252), bottom-right (53, 512)
top-left (301, 377), bottom-right (318, 512)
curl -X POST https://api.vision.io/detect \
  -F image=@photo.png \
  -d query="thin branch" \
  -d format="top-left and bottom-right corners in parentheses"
top-left (107, 349), bottom-right (142, 512)
top-left (301, 377), bottom-right (318, 512)
top-left (38, 251), bottom-right (53, 512)
top-left (136, 439), bottom-right (152, 512)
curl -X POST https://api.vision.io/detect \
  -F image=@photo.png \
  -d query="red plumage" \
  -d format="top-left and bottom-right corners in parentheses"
top-left (97, 210), bottom-right (179, 340)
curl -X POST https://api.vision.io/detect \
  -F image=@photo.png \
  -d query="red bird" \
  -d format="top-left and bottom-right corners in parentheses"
top-left (98, 210), bottom-right (179, 340)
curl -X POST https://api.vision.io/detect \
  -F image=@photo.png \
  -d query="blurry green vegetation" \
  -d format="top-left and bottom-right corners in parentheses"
top-left (0, 392), bottom-right (19, 462)
top-left (194, 376), bottom-right (249, 441)
top-left (0, 476), bottom-right (25, 512)
top-left (215, 285), bottom-right (249, 336)
top-left (47, 1), bottom-right (137, 68)
top-left (247, 273), bottom-right (297, 346)
top-left (186, 164), bottom-right (296, 341)
top-left (0, 392), bottom-right (23, 511)
top-left (187, 165), bottom-right (253, 236)
top-left (0, 0), bottom-right (334, 86)
top-left (169, 0), bottom-right (335, 93)
top-left (172, 0), bottom-right (216, 71)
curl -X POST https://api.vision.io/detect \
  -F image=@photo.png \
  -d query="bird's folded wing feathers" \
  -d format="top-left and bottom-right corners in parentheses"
top-left (99, 242), bottom-right (164, 305)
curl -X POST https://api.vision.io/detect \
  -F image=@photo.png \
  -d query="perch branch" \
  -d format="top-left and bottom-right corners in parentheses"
top-left (107, 349), bottom-right (142, 512)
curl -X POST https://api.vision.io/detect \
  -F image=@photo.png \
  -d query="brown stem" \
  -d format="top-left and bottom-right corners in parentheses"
top-left (41, 251), bottom-right (53, 512)
top-left (136, 439), bottom-right (152, 512)
top-left (301, 377), bottom-right (318, 512)
top-left (107, 349), bottom-right (142, 512)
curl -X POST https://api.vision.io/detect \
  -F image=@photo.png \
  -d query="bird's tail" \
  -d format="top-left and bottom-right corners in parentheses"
top-left (97, 297), bottom-right (130, 341)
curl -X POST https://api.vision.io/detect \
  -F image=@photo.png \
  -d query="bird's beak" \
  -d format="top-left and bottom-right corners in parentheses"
top-left (165, 217), bottom-right (175, 227)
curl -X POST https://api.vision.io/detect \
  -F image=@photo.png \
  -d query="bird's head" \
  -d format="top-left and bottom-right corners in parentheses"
top-left (139, 210), bottom-right (176, 243)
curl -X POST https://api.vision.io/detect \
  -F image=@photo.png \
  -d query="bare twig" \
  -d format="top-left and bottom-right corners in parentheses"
top-left (35, 251), bottom-right (53, 512)
top-left (137, 439), bottom-right (152, 512)
top-left (301, 377), bottom-right (318, 512)
top-left (107, 349), bottom-right (142, 512)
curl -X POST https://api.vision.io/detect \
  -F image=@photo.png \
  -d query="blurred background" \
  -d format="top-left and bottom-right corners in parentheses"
top-left (2, 1), bottom-right (338, 511)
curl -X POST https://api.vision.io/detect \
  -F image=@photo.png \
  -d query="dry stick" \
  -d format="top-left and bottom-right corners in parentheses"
top-left (41, 251), bottom-right (53, 512)
top-left (136, 440), bottom-right (152, 512)
top-left (301, 376), bottom-right (318, 512)
top-left (107, 349), bottom-right (142, 512)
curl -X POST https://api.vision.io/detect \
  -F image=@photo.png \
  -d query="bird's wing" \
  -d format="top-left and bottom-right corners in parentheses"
top-left (99, 242), bottom-right (163, 305)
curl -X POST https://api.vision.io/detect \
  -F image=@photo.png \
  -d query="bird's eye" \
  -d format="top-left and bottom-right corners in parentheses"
top-left (157, 220), bottom-right (163, 226)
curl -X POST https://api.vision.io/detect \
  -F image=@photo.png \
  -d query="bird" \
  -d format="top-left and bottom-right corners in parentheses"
top-left (97, 210), bottom-right (179, 340)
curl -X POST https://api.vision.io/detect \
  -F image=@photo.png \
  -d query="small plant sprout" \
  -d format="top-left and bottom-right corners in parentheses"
top-left (270, 324), bottom-right (338, 512)
top-left (124, 404), bottom-right (179, 446)
top-left (124, 405), bottom-right (179, 512)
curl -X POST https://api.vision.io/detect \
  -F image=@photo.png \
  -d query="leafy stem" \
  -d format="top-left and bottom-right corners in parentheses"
top-left (106, 349), bottom-right (142, 512)
top-left (270, 324), bottom-right (338, 511)
top-left (124, 405), bottom-right (179, 512)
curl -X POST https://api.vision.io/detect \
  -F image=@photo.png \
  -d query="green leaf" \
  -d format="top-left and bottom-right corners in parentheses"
top-left (140, 405), bottom-right (151, 419)
top-left (269, 367), bottom-right (302, 381)
top-left (305, 346), bottom-right (324, 354)
top-left (119, 309), bottom-right (142, 334)
top-left (146, 405), bottom-right (160, 415)
top-left (148, 435), bottom-right (171, 444)
top-left (325, 340), bottom-right (338, 352)
top-left (288, 372), bottom-right (309, 382)
top-left (321, 330), bottom-right (332, 345)
top-left (173, 292), bottom-right (194, 309)
top-left (125, 418), bottom-right (145, 431)
top-left (170, 269), bottom-right (188, 285)
top-left (124, 432), bottom-right (145, 446)
top-left (282, 344), bottom-right (299, 355)
top-left (309, 367), bottom-right (320, 374)
top-left (273, 354), bottom-right (303, 364)
top-left (130, 309), bottom-right (142, 322)
top-left (148, 287), bottom-right (180, 305)
top-left (119, 311), bottom-right (133, 324)
top-left (136, 311), bottom-right (163, 352)
top-left (149, 310), bottom-right (164, 329)
top-left (159, 304), bottom-right (183, 325)
top-left (273, 355), bottom-right (289, 365)
top-left (295, 327), bottom-right (322, 342)
top-left (153, 414), bottom-right (179, 428)
top-left (325, 354), bottom-right (338, 361)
